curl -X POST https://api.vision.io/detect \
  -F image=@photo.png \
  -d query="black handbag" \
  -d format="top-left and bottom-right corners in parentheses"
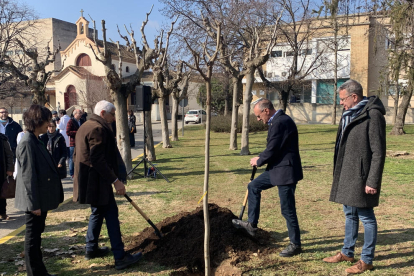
top-left (1, 175), bottom-right (16, 199)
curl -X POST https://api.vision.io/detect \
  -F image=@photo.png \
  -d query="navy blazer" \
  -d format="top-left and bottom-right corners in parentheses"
top-left (256, 110), bottom-right (303, 186)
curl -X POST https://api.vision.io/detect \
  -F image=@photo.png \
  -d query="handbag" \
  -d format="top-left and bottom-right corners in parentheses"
top-left (1, 175), bottom-right (16, 199)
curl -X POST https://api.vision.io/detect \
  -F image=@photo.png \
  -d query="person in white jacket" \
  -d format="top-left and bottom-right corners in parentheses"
top-left (58, 109), bottom-right (71, 158)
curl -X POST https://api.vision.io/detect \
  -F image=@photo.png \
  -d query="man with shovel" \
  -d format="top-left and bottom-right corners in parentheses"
top-left (232, 98), bottom-right (303, 257)
top-left (73, 100), bottom-right (142, 270)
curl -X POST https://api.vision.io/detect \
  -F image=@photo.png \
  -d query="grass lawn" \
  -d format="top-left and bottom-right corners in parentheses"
top-left (1, 124), bottom-right (413, 275)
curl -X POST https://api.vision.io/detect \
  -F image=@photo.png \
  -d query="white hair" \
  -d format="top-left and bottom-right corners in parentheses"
top-left (94, 100), bottom-right (115, 115)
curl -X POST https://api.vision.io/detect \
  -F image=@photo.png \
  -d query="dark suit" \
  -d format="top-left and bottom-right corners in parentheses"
top-left (248, 110), bottom-right (303, 245)
top-left (15, 131), bottom-right (63, 276)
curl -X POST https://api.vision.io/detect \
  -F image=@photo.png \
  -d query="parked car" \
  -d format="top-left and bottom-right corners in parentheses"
top-left (184, 110), bottom-right (207, 124)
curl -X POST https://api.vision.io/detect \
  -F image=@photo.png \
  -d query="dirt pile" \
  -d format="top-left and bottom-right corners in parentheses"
top-left (125, 203), bottom-right (278, 273)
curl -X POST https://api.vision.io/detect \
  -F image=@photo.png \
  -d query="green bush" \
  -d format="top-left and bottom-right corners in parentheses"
top-left (210, 114), bottom-right (268, 133)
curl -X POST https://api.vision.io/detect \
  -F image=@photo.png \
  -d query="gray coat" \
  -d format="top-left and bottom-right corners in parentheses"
top-left (15, 132), bottom-right (63, 212)
top-left (330, 96), bottom-right (386, 208)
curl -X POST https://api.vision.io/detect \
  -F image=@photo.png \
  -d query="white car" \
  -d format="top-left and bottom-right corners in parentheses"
top-left (184, 110), bottom-right (207, 124)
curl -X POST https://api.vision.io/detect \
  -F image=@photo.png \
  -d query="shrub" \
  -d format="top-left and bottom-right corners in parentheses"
top-left (210, 114), bottom-right (268, 133)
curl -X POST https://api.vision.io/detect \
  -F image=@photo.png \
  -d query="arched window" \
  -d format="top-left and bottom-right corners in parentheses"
top-left (125, 66), bottom-right (129, 73)
top-left (76, 54), bottom-right (91, 66)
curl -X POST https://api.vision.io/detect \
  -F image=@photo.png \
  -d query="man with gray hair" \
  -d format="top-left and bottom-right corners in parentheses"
top-left (323, 79), bottom-right (386, 274)
top-left (73, 100), bottom-right (142, 270)
top-left (232, 98), bottom-right (303, 257)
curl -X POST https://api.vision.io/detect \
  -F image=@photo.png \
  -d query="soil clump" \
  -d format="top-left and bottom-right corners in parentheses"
top-left (125, 203), bottom-right (278, 274)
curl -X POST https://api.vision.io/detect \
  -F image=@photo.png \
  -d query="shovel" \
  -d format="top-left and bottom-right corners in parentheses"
top-left (238, 166), bottom-right (257, 220)
top-left (124, 194), bottom-right (163, 239)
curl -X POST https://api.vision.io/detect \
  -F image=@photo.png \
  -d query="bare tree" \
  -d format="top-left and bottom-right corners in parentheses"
top-left (0, 0), bottom-right (37, 98)
top-left (171, 69), bottom-right (191, 141)
top-left (182, 14), bottom-right (221, 275)
top-left (257, 0), bottom-right (324, 112)
top-left (75, 73), bottom-right (111, 112)
top-left (88, 8), bottom-right (167, 170)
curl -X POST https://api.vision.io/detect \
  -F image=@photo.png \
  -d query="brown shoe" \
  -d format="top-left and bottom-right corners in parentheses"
top-left (323, 252), bottom-right (355, 263)
top-left (345, 260), bottom-right (373, 274)
top-left (0, 213), bottom-right (10, 220)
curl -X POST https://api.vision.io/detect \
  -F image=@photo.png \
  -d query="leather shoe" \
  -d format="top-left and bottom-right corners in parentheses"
top-left (115, 252), bottom-right (143, 270)
top-left (0, 213), bottom-right (10, 220)
top-left (323, 252), bottom-right (355, 263)
top-left (84, 246), bottom-right (110, 260)
top-left (279, 243), bottom-right (302, 257)
top-left (345, 260), bottom-right (373, 274)
top-left (232, 219), bottom-right (257, 237)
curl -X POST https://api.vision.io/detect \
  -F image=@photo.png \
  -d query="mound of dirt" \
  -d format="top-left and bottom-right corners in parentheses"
top-left (125, 203), bottom-right (278, 274)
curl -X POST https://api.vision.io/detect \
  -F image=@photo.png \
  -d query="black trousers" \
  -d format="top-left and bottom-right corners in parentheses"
top-left (0, 198), bottom-right (6, 214)
top-left (25, 211), bottom-right (48, 276)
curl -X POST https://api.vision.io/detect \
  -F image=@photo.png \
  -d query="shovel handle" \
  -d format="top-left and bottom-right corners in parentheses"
top-left (250, 166), bottom-right (257, 181)
top-left (124, 194), bottom-right (163, 238)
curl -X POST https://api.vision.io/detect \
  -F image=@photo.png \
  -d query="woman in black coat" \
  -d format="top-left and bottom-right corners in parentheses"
top-left (40, 120), bottom-right (67, 179)
top-left (0, 133), bottom-right (14, 220)
top-left (15, 105), bottom-right (63, 276)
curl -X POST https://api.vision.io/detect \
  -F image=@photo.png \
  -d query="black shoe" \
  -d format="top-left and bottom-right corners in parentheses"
top-left (279, 243), bottom-right (302, 257)
top-left (84, 246), bottom-right (110, 260)
top-left (232, 219), bottom-right (257, 237)
top-left (115, 252), bottom-right (143, 270)
top-left (46, 274), bottom-right (57, 276)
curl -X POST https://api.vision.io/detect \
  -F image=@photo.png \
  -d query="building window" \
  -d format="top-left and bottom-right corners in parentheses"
top-left (285, 51), bottom-right (295, 57)
top-left (271, 50), bottom-right (282, 57)
top-left (302, 49), bottom-right (312, 56)
top-left (64, 85), bottom-right (77, 109)
top-left (111, 64), bottom-right (115, 70)
top-left (126, 66), bottom-right (129, 73)
top-left (76, 54), bottom-right (91, 66)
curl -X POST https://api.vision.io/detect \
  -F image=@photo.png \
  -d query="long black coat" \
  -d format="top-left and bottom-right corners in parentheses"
top-left (0, 133), bottom-right (14, 189)
top-left (39, 132), bottom-right (67, 179)
top-left (257, 110), bottom-right (303, 186)
top-left (14, 132), bottom-right (63, 212)
top-left (330, 96), bottom-right (386, 208)
top-left (73, 114), bottom-right (119, 205)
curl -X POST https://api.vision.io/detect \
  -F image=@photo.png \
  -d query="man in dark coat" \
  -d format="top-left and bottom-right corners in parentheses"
top-left (73, 100), bottom-right (142, 270)
top-left (0, 133), bottom-right (14, 220)
top-left (232, 99), bottom-right (303, 257)
top-left (0, 107), bottom-right (23, 157)
top-left (323, 79), bottom-right (386, 274)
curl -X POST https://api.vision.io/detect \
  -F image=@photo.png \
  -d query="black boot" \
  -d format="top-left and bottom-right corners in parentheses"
top-left (115, 252), bottom-right (143, 270)
top-left (84, 246), bottom-right (110, 260)
top-left (279, 243), bottom-right (302, 257)
top-left (232, 219), bottom-right (258, 237)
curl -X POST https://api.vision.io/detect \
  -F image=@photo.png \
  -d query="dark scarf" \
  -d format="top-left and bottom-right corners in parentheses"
top-left (46, 130), bottom-right (58, 154)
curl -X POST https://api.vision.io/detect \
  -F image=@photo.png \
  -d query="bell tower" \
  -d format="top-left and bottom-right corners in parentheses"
top-left (75, 9), bottom-right (89, 38)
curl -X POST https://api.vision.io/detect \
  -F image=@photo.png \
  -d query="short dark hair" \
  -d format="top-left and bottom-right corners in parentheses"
top-left (49, 119), bottom-right (57, 127)
top-left (255, 99), bottom-right (275, 111)
top-left (59, 109), bottom-right (66, 115)
top-left (23, 105), bottom-right (52, 132)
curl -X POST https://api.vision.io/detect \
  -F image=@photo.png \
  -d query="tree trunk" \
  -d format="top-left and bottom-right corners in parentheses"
top-left (392, 87), bottom-right (399, 125)
top-left (145, 109), bottom-right (156, 161)
top-left (224, 94), bottom-right (229, 116)
top-left (229, 77), bottom-right (239, 150)
top-left (390, 87), bottom-right (413, 135)
top-left (240, 71), bottom-right (254, 155)
top-left (171, 96), bottom-right (179, 141)
top-left (159, 97), bottom-right (172, 148)
top-left (331, 40), bottom-right (338, 125)
top-left (203, 79), bottom-right (211, 276)
top-left (113, 90), bottom-right (133, 175)
top-left (32, 90), bottom-right (46, 106)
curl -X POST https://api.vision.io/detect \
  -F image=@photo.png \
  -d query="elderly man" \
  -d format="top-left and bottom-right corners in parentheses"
top-left (73, 100), bottom-right (142, 270)
top-left (323, 79), bottom-right (386, 274)
top-left (232, 98), bottom-right (303, 257)
top-left (66, 109), bottom-right (83, 179)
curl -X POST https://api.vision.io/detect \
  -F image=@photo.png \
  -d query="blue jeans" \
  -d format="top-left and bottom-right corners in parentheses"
top-left (247, 171), bottom-right (301, 246)
top-left (69, 146), bottom-right (75, 177)
top-left (342, 205), bottom-right (377, 265)
top-left (86, 192), bottom-right (125, 260)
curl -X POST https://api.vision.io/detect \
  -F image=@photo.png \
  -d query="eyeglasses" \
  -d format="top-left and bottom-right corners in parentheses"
top-left (255, 109), bottom-right (264, 118)
top-left (340, 94), bottom-right (354, 102)
top-left (0, 111), bottom-right (8, 114)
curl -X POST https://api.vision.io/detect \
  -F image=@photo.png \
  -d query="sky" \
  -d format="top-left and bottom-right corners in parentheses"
top-left (30, 0), bottom-right (170, 47)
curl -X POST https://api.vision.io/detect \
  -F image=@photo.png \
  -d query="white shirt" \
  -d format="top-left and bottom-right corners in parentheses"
top-left (0, 120), bottom-right (9, 134)
top-left (58, 115), bottom-right (71, 147)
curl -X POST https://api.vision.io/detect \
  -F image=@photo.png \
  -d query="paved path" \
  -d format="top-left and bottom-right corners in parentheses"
top-left (0, 119), bottom-right (181, 241)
